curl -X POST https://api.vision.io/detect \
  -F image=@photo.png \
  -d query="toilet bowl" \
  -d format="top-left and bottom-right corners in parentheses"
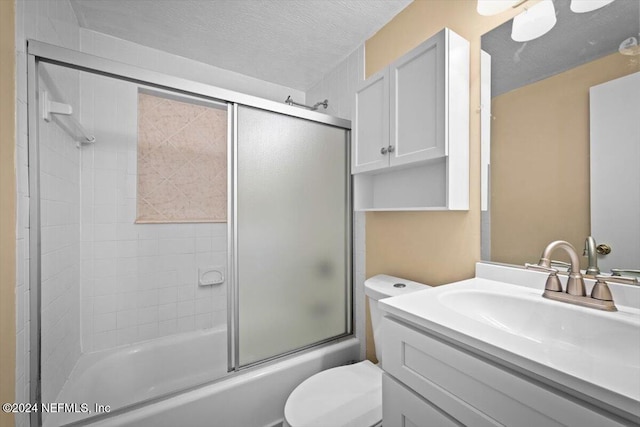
top-left (283, 275), bottom-right (430, 427)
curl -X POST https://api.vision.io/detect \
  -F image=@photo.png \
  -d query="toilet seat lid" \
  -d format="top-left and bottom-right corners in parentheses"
top-left (284, 360), bottom-right (382, 427)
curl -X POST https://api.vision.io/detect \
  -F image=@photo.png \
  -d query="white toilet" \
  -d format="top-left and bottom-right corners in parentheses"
top-left (283, 274), bottom-right (430, 427)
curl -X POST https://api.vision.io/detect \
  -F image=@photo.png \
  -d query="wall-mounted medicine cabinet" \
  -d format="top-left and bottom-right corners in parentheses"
top-left (352, 28), bottom-right (470, 211)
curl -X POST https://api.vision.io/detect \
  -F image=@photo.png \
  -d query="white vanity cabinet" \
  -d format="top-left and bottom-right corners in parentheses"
top-left (380, 317), bottom-right (630, 427)
top-left (352, 28), bottom-right (469, 211)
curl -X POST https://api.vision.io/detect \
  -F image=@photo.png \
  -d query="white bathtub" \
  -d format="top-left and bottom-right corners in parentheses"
top-left (46, 327), bottom-right (360, 427)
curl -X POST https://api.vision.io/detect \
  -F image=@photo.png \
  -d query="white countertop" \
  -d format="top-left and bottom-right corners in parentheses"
top-left (378, 262), bottom-right (640, 422)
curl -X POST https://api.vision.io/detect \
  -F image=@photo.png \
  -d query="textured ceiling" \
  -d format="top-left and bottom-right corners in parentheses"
top-left (482, 0), bottom-right (639, 97)
top-left (69, 0), bottom-right (412, 91)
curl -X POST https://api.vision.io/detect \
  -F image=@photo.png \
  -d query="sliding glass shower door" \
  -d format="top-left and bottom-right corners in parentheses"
top-left (30, 41), bottom-right (353, 426)
top-left (235, 106), bottom-right (351, 367)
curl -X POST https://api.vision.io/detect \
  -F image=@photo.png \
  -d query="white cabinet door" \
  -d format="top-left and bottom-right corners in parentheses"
top-left (352, 28), bottom-right (469, 211)
top-left (381, 317), bottom-right (628, 427)
top-left (383, 374), bottom-right (463, 427)
top-left (353, 68), bottom-right (389, 174)
top-left (590, 72), bottom-right (640, 272)
top-left (390, 30), bottom-right (445, 167)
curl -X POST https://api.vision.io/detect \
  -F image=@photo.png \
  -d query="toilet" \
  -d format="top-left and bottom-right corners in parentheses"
top-left (283, 274), bottom-right (430, 427)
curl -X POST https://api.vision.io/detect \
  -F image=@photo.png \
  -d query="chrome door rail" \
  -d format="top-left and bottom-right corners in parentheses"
top-left (27, 40), bottom-right (350, 129)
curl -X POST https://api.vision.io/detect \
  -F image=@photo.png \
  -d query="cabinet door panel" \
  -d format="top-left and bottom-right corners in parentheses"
top-left (383, 374), bottom-right (464, 427)
top-left (382, 318), bottom-right (627, 427)
top-left (390, 31), bottom-right (445, 167)
top-left (353, 68), bottom-right (389, 174)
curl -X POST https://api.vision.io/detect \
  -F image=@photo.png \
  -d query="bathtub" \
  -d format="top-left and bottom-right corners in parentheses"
top-left (46, 327), bottom-right (360, 427)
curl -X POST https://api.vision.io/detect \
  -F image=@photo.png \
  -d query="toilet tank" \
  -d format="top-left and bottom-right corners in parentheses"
top-left (364, 275), bottom-right (430, 363)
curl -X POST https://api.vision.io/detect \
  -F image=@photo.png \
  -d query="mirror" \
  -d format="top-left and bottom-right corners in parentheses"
top-left (481, 0), bottom-right (639, 273)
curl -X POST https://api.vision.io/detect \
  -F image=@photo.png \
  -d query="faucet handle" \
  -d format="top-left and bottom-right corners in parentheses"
top-left (592, 274), bottom-right (638, 305)
top-left (526, 263), bottom-right (563, 292)
top-left (596, 274), bottom-right (639, 285)
top-left (591, 276), bottom-right (616, 302)
top-left (610, 269), bottom-right (640, 280)
top-left (525, 263), bottom-right (558, 274)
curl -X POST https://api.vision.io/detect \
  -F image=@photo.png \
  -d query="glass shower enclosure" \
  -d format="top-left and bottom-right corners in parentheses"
top-left (28, 41), bottom-right (351, 426)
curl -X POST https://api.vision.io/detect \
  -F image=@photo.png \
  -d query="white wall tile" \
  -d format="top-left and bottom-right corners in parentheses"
top-left (93, 259), bottom-right (117, 279)
top-left (92, 331), bottom-right (116, 351)
top-left (93, 277), bottom-right (117, 297)
top-left (94, 241), bottom-right (117, 259)
top-left (116, 309), bottom-right (137, 329)
top-left (117, 292), bottom-right (138, 311)
top-left (195, 313), bottom-right (214, 330)
top-left (176, 285), bottom-right (195, 302)
top-left (137, 240), bottom-right (158, 256)
top-left (116, 240), bottom-right (138, 258)
top-left (136, 289), bottom-right (159, 309)
top-left (158, 303), bottom-right (177, 322)
top-left (94, 294), bottom-right (117, 314)
top-left (94, 313), bottom-right (116, 333)
top-left (158, 238), bottom-right (195, 255)
top-left (177, 300), bottom-right (195, 318)
top-left (93, 205), bottom-right (117, 223)
top-left (138, 306), bottom-right (158, 325)
top-left (137, 323), bottom-right (159, 341)
top-left (158, 319), bottom-right (177, 337)
top-left (117, 327), bottom-right (138, 346)
top-left (158, 287), bottom-right (178, 305)
top-left (176, 316), bottom-right (195, 333)
top-left (195, 298), bottom-right (212, 315)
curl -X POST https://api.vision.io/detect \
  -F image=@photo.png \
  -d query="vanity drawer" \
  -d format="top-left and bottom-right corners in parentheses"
top-left (381, 317), bottom-right (626, 427)
top-left (383, 373), bottom-right (465, 427)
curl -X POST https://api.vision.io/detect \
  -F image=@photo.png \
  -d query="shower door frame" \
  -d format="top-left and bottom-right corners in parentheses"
top-left (231, 105), bottom-right (353, 371)
top-left (27, 40), bottom-right (353, 427)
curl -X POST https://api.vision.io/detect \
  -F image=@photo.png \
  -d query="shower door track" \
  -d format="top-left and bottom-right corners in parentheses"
top-left (27, 40), bottom-right (350, 129)
top-left (27, 39), bottom-right (353, 427)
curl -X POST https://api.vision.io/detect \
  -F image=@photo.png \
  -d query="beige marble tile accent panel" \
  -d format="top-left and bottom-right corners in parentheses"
top-left (137, 92), bottom-right (227, 223)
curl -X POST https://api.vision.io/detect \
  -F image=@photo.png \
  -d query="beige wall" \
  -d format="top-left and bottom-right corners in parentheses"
top-left (363, 0), bottom-right (529, 362)
top-left (0, 0), bottom-right (16, 425)
top-left (491, 52), bottom-right (637, 268)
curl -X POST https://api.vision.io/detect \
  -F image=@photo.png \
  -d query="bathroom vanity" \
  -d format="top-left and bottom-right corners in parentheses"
top-left (378, 263), bottom-right (640, 426)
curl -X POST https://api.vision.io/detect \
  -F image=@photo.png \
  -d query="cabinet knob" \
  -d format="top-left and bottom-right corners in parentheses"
top-left (388, 145), bottom-right (395, 153)
top-left (380, 147), bottom-right (388, 155)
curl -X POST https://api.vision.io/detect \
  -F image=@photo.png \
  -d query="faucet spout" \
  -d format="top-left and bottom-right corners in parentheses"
top-left (583, 236), bottom-right (600, 276)
top-left (537, 240), bottom-right (585, 296)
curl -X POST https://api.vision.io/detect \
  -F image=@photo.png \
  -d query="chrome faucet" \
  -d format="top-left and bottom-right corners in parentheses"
top-left (526, 240), bottom-right (618, 311)
top-left (583, 236), bottom-right (600, 276)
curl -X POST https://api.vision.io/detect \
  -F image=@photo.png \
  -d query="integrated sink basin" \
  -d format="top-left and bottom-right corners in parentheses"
top-left (378, 263), bottom-right (640, 422)
top-left (437, 285), bottom-right (640, 373)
